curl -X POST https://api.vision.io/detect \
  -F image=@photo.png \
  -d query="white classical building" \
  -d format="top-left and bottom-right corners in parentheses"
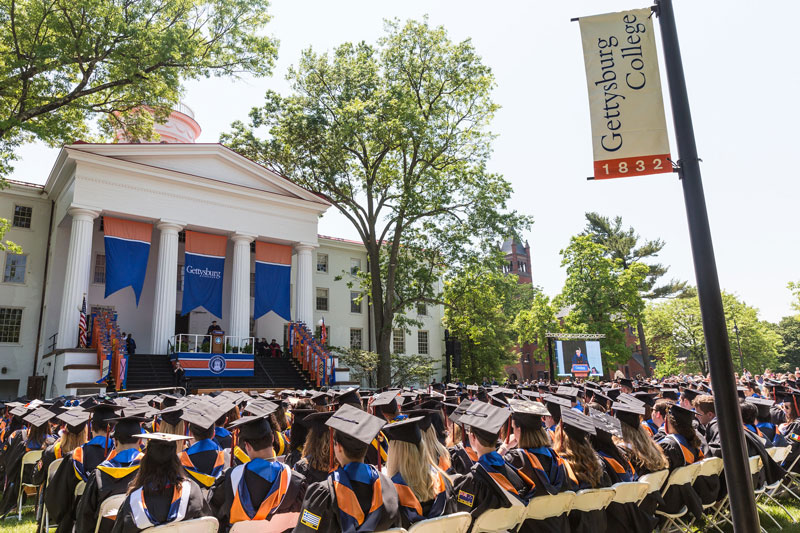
top-left (0, 108), bottom-right (444, 399)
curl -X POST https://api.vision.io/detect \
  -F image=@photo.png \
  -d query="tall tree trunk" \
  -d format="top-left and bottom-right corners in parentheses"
top-left (636, 318), bottom-right (652, 377)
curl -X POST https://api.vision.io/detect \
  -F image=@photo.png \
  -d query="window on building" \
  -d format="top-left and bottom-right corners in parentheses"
top-left (178, 231), bottom-right (186, 243)
top-left (350, 292), bottom-right (362, 313)
top-left (316, 288), bottom-right (329, 311)
top-left (93, 254), bottom-right (106, 284)
top-left (416, 303), bottom-right (427, 316)
top-left (350, 328), bottom-right (363, 350)
top-left (317, 253), bottom-right (328, 273)
top-left (519, 261), bottom-right (527, 273)
top-left (0, 308), bottom-right (22, 343)
top-left (3, 254), bottom-right (26, 283)
top-left (350, 258), bottom-right (361, 276)
top-left (418, 330), bottom-right (429, 355)
top-left (250, 272), bottom-right (256, 298)
top-left (98, 216), bottom-right (104, 232)
top-left (502, 261), bottom-right (513, 274)
top-left (177, 264), bottom-right (184, 291)
top-left (393, 328), bottom-right (405, 354)
top-left (12, 205), bottom-right (32, 228)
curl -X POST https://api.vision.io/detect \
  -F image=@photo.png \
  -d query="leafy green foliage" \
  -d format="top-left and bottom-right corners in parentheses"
top-left (223, 18), bottom-right (528, 386)
top-left (790, 282), bottom-right (800, 314)
top-left (443, 257), bottom-right (526, 383)
top-left (336, 347), bottom-right (434, 388)
top-left (513, 291), bottom-right (560, 363)
top-left (777, 316), bottom-right (800, 372)
top-left (556, 235), bottom-right (648, 373)
top-left (646, 291), bottom-right (782, 375)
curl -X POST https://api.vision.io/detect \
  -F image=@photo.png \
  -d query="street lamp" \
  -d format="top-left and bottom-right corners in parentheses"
top-left (732, 319), bottom-right (744, 374)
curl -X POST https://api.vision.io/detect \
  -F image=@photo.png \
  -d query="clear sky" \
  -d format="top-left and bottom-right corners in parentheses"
top-left (10, 0), bottom-right (799, 322)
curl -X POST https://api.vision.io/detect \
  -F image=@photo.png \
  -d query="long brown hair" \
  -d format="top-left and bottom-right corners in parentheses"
top-left (515, 421), bottom-right (550, 449)
top-left (618, 423), bottom-right (668, 473)
top-left (666, 412), bottom-right (701, 450)
top-left (128, 441), bottom-right (184, 494)
top-left (553, 425), bottom-right (605, 488)
top-left (302, 424), bottom-right (334, 472)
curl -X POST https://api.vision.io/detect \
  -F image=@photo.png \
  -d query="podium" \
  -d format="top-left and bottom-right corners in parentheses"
top-left (571, 364), bottom-right (590, 379)
top-left (211, 331), bottom-right (225, 354)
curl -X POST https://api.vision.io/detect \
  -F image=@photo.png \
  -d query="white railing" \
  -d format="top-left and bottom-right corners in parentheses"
top-left (174, 102), bottom-right (195, 119)
top-left (224, 336), bottom-right (255, 354)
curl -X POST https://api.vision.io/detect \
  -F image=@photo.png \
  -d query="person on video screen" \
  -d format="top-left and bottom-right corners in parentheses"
top-left (571, 348), bottom-right (588, 365)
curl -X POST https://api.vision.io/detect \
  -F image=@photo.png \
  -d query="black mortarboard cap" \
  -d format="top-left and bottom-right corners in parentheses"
top-left (543, 394), bottom-right (571, 421)
top-left (371, 390), bottom-right (400, 412)
top-left (619, 378), bottom-right (634, 389)
top-left (136, 432), bottom-right (192, 443)
top-left (303, 410), bottom-right (335, 430)
top-left (746, 396), bottom-right (774, 418)
top-left (24, 407), bottom-right (57, 428)
top-left (326, 404), bottom-right (386, 446)
top-left (180, 406), bottom-right (220, 431)
top-left (560, 406), bottom-right (596, 437)
top-left (86, 401), bottom-right (124, 428)
top-left (611, 401), bottom-right (645, 428)
top-left (57, 409), bottom-right (91, 433)
top-left (509, 398), bottom-right (549, 429)
top-left (107, 414), bottom-right (149, 440)
top-left (681, 388), bottom-right (702, 403)
top-left (459, 400), bottom-right (509, 442)
top-left (449, 400), bottom-right (472, 425)
top-left (405, 410), bottom-right (434, 432)
top-left (661, 388), bottom-right (679, 401)
top-left (669, 404), bottom-right (696, 425)
top-left (335, 388), bottom-right (362, 407)
top-left (10, 406), bottom-right (30, 418)
top-left (606, 388), bottom-right (622, 401)
top-left (310, 391), bottom-right (331, 407)
top-left (589, 409), bottom-right (623, 438)
top-left (228, 414), bottom-right (273, 440)
top-left (159, 406), bottom-right (184, 427)
top-left (555, 386), bottom-right (579, 399)
top-left (242, 399), bottom-right (279, 418)
top-left (632, 392), bottom-right (658, 407)
top-left (382, 416), bottom-right (425, 444)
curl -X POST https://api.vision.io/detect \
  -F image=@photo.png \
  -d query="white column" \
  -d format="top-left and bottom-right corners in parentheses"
top-left (149, 221), bottom-right (184, 354)
top-left (294, 243), bottom-right (315, 327)
top-left (229, 233), bottom-right (255, 343)
top-left (56, 207), bottom-right (99, 349)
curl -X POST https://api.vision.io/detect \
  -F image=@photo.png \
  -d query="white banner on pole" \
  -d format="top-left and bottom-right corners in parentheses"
top-left (579, 8), bottom-right (671, 179)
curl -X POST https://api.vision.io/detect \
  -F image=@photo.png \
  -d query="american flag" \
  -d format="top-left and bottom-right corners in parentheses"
top-left (78, 296), bottom-right (88, 348)
top-left (321, 317), bottom-right (327, 345)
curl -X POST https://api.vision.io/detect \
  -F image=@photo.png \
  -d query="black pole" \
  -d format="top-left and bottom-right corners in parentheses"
top-left (734, 319), bottom-right (744, 373)
top-left (656, 1), bottom-right (760, 531)
top-left (547, 337), bottom-right (555, 384)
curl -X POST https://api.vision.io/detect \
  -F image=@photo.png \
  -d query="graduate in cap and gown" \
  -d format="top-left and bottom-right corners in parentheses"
top-left (451, 401), bottom-right (528, 527)
top-left (383, 416), bottom-right (456, 529)
top-left (657, 404), bottom-right (705, 522)
top-left (32, 408), bottom-right (89, 487)
top-left (110, 433), bottom-right (210, 532)
top-left (293, 411), bottom-right (335, 485)
top-left (285, 409), bottom-right (316, 468)
top-left (209, 409), bottom-right (306, 532)
top-left (177, 407), bottom-right (226, 491)
top-left (504, 399), bottom-right (571, 533)
top-left (75, 414), bottom-right (148, 533)
top-left (447, 400), bottom-right (479, 475)
top-left (293, 404), bottom-right (399, 533)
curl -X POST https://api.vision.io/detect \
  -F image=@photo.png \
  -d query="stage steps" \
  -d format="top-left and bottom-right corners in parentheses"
top-left (123, 354), bottom-right (313, 392)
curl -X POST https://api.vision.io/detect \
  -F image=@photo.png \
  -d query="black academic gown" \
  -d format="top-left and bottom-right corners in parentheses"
top-left (743, 427), bottom-right (785, 488)
top-left (0, 431), bottom-right (54, 516)
top-left (31, 439), bottom-right (65, 487)
top-left (75, 450), bottom-right (143, 533)
top-left (292, 463), bottom-right (399, 533)
top-left (209, 458), bottom-right (306, 532)
top-left (781, 420), bottom-right (800, 472)
top-left (449, 442), bottom-right (479, 476)
top-left (293, 459), bottom-right (329, 486)
top-left (392, 470), bottom-right (457, 529)
top-left (658, 434), bottom-right (704, 521)
top-left (505, 447), bottom-right (570, 533)
top-left (110, 479), bottom-right (210, 533)
top-left (595, 442), bottom-right (657, 533)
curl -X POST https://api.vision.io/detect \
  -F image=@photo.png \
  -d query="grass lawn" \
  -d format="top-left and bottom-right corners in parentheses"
top-left (2, 496), bottom-right (800, 532)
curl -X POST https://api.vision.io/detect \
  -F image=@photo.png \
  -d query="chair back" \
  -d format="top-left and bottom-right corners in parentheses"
top-left (696, 457), bottom-right (724, 478)
top-left (407, 512), bottom-right (472, 533)
top-left (748, 455), bottom-right (763, 476)
top-left (75, 480), bottom-right (86, 497)
top-left (610, 482), bottom-right (649, 504)
top-left (47, 458), bottom-right (63, 485)
top-left (571, 487), bottom-right (616, 513)
top-left (229, 513), bottom-right (301, 533)
top-left (638, 469), bottom-right (669, 494)
top-left (470, 502), bottom-right (526, 533)
top-left (770, 446), bottom-right (791, 464)
top-left (660, 463), bottom-right (701, 494)
top-left (525, 492), bottom-right (575, 520)
top-left (95, 494), bottom-right (127, 533)
top-left (19, 450), bottom-right (44, 485)
top-left (142, 516), bottom-right (219, 533)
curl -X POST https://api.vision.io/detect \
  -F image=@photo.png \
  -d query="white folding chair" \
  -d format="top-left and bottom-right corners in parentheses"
top-left (570, 487), bottom-right (616, 513)
top-left (687, 457), bottom-right (727, 532)
top-left (654, 462), bottom-right (701, 533)
top-left (40, 457), bottom-right (63, 532)
top-left (407, 512), bottom-right (472, 533)
top-left (748, 456), bottom-right (772, 533)
top-left (75, 480), bottom-right (86, 497)
top-left (17, 450), bottom-right (43, 520)
top-left (610, 482), bottom-right (649, 505)
top-left (141, 515), bottom-right (219, 532)
top-left (525, 491), bottom-right (575, 521)
top-left (94, 494), bottom-right (127, 533)
top-left (638, 469), bottom-right (670, 496)
top-left (470, 500), bottom-right (527, 533)
top-left (229, 513), bottom-right (301, 532)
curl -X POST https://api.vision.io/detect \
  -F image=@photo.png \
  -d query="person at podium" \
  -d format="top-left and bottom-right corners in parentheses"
top-left (207, 320), bottom-right (222, 335)
top-left (571, 348), bottom-right (588, 366)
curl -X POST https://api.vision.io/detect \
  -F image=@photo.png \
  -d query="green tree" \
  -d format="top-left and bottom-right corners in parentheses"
top-left (790, 281), bottom-right (800, 314)
top-left (777, 316), bottom-right (800, 371)
top-left (646, 290), bottom-right (782, 375)
top-left (443, 258), bottom-right (522, 383)
top-left (556, 235), bottom-right (649, 374)
top-left (582, 213), bottom-right (687, 376)
top-left (0, 0), bottom-right (279, 246)
top-left (336, 347), bottom-right (434, 388)
top-left (223, 19), bottom-right (527, 387)
top-left (513, 291), bottom-right (560, 363)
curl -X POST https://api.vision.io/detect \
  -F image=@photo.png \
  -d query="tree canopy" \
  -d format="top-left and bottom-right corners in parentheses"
top-left (223, 18), bottom-right (527, 387)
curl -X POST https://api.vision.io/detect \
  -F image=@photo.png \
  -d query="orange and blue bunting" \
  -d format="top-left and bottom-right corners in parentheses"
top-left (254, 242), bottom-right (291, 321)
top-left (103, 217), bottom-right (152, 305)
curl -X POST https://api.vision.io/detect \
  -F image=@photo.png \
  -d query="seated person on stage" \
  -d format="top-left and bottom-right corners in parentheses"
top-left (372, 390), bottom-right (408, 424)
top-left (293, 411), bottom-right (335, 485)
top-left (452, 401), bottom-right (528, 522)
top-left (32, 408), bottom-right (89, 487)
top-left (209, 410), bottom-right (306, 532)
top-left (76, 414), bottom-right (147, 533)
top-left (504, 399), bottom-right (571, 533)
top-left (293, 404), bottom-right (399, 533)
top-left (384, 416), bottom-right (456, 529)
top-left (178, 407), bottom-right (226, 491)
top-left (46, 401), bottom-right (121, 532)
top-left (111, 433), bottom-right (210, 532)
top-left (268, 339), bottom-right (283, 358)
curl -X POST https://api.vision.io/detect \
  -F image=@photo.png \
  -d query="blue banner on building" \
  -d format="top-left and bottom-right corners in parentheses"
top-left (103, 217), bottom-right (152, 305)
top-left (254, 241), bottom-right (291, 320)
top-left (181, 231), bottom-right (227, 318)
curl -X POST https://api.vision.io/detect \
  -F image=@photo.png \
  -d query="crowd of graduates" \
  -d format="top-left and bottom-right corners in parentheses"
top-left (0, 373), bottom-right (798, 533)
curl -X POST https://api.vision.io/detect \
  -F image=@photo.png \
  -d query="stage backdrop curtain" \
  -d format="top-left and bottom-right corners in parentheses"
top-left (103, 217), bottom-right (152, 305)
top-left (181, 231), bottom-right (227, 318)
top-left (254, 241), bottom-right (291, 321)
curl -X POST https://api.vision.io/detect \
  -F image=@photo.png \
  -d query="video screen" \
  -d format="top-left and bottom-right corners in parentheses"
top-left (556, 340), bottom-right (603, 377)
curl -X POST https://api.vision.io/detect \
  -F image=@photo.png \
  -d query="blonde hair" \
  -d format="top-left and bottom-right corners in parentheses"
top-left (448, 424), bottom-right (462, 448)
top-left (158, 420), bottom-right (185, 436)
top-left (61, 427), bottom-right (87, 454)
top-left (386, 440), bottom-right (440, 502)
top-left (618, 423), bottom-right (668, 472)
top-left (422, 426), bottom-right (451, 471)
top-left (515, 421), bottom-right (550, 449)
top-left (553, 425), bottom-right (604, 488)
